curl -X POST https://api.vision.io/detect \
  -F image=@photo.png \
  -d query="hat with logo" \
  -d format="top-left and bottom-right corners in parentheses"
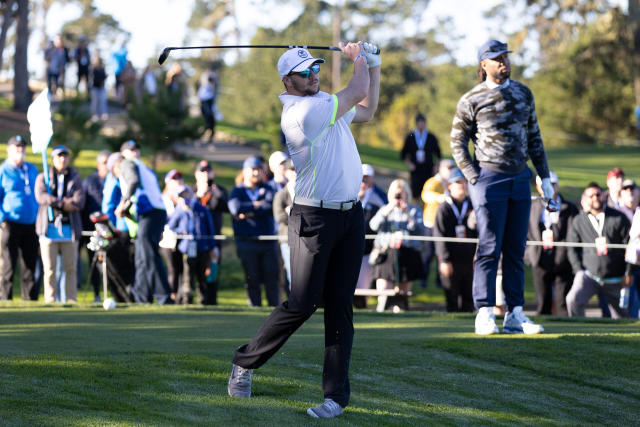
top-left (51, 145), bottom-right (69, 157)
top-left (243, 156), bottom-right (262, 170)
top-left (477, 40), bottom-right (511, 62)
top-left (8, 135), bottom-right (26, 147)
top-left (277, 48), bottom-right (325, 78)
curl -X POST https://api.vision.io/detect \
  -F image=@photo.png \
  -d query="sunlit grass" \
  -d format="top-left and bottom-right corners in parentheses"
top-left (0, 307), bottom-right (638, 425)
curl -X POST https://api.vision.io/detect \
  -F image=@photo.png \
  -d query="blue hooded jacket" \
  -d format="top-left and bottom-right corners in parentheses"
top-left (168, 197), bottom-right (216, 255)
top-left (0, 159), bottom-right (39, 224)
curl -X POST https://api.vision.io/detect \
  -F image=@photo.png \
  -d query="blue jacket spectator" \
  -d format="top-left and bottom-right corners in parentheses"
top-left (168, 195), bottom-right (216, 254)
top-left (167, 186), bottom-right (216, 305)
top-left (228, 183), bottom-right (276, 238)
top-left (102, 153), bottom-right (128, 231)
top-left (102, 172), bottom-right (128, 231)
top-left (0, 136), bottom-right (40, 301)
top-left (0, 154), bottom-right (39, 225)
top-left (229, 156), bottom-right (280, 307)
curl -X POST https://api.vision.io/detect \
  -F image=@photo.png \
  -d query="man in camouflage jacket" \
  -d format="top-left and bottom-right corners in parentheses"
top-left (450, 40), bottom-right (553, 335)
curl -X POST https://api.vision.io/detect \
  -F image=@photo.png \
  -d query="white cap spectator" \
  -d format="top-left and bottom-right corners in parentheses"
top-left (269, 151), bottom-right (288, 171)
top-left (362, 164), bottom-right (375, 177)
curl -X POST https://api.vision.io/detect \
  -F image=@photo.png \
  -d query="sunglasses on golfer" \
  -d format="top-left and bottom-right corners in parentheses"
top-left (289, 63), bottom-right (320, 78)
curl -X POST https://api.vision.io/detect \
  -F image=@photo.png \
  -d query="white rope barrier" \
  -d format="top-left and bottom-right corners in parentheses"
top-left (82, 230), bottom-right (630, 249)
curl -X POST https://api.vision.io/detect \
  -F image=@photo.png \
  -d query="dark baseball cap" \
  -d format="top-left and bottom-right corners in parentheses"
top-left (243, 156), bottom-right (262, 170)
top-left (8, 135), bottom-right (26, 147)
top-left (478, 40), bottom-right (511, 62)
top-left (120, 140), bottom-right (139, 152)
top-left (51, 145), bottom-right (69, 157)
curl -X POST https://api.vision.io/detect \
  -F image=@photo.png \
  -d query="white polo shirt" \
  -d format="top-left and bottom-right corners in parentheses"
top-left (279, 90), bottom-right (362, 202)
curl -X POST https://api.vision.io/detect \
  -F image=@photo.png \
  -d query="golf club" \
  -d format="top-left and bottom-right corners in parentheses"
top-left (531, 195), bottom-right (560, 212)
top-left (158, 44), bottom-right (380, 65)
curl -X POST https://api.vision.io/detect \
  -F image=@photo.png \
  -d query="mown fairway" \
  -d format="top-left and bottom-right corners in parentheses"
top-left (1, 306), bottom-right (639, 426)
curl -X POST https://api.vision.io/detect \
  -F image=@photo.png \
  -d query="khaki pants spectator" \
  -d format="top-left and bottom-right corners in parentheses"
top-left (40, 239), bottom-right (78, 303)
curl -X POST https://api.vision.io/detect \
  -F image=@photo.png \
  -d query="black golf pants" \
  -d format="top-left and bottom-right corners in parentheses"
top-left (233, 202), bottom-right (365, 408)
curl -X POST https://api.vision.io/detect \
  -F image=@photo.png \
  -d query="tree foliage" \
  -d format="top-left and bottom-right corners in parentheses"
top-left (51, 95), bottom-right (103, 162)
top-left (125, 77), bottom-right (202, 166)
top-left (529, 9), bottom-right (636, 144)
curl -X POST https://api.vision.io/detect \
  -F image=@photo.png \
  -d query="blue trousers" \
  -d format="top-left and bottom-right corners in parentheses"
top-left (469, 168), bottom-right (531, 310)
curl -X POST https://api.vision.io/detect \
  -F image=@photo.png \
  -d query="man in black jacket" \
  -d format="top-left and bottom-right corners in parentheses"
top-left (434, 168), bottom-right (477, 312)
top-left (401, 112), bottom-right (441, 203)
top-left (566, 182), bottom-right (632, 318)
top-left (524, 172), bottom-right (578, 315)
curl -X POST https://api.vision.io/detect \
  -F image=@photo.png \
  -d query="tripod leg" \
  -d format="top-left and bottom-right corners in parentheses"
top-left (102, 250), bottom-right (108, 302)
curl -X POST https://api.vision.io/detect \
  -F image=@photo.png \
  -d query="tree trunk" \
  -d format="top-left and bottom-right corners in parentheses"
top-left (13, 0), bottom-right (29, 112)
top-left (629, 0), bottom-right (640, 106)
top-left (0, 0), bottom-right (16, 71)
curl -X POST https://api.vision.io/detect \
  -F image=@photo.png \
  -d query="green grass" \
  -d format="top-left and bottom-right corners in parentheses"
top-left (357, 144), bottom-right (406, 171)
top-left (0, 306), bottom-right (638, 425)
top-left (217, 121), bottom-right (272, 145)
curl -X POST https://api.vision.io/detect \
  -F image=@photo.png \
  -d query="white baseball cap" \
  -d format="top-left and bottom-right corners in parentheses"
top-left (362, 164), bottom-right (375, 177)
top-left (277, 48), bottom-right (325, 78)
top-left (268, 151), bottom-right (288, 170)
top-left (536, 171), bottom-right (558, 185)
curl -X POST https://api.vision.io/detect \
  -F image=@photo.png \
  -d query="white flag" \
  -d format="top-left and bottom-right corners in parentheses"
top-left (27, 88), bottom-right (54, 154)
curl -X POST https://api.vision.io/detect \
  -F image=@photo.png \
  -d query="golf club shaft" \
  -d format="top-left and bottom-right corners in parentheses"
top-left (158, 44), bottom-right (379, 64)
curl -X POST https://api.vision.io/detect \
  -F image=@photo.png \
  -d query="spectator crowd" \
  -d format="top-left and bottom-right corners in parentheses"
top-left (6, 34), bottom-right (640, 318)
top-left (43, 34), bottom-right (219, 144)
top-left (2, 131), bottom-right (638, 319)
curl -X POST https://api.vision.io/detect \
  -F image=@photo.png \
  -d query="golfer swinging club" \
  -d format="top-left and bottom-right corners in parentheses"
top-left (228, 41), bottom-right (381, 419)
top-left (450, 40), bottom-right (553, 335)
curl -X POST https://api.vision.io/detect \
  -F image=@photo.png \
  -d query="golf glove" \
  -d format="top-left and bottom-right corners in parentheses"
top-left (362, 42), bottom-right (381, 68)
top-left (541, 177), bottom-right (554, 200)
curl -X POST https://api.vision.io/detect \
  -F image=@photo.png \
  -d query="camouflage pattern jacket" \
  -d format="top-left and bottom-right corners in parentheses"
top-left (450, 79), bottom-right (549, 184)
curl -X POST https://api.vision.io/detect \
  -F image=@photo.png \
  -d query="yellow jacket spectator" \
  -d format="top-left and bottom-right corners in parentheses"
top-left (421, 159), bottom-right (454, 227)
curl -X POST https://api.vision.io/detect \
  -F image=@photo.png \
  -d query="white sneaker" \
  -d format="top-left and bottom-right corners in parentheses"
top-left (503, 306), bottom-right (544, 334)
top-left (475, 306), bottom-right (499, 335)
top-left (307, 398), bottom-right (343, 418)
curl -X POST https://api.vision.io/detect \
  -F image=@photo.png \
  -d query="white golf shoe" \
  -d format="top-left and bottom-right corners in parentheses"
top-left (503, 306), bottom-right (544, 334)
top-left (307, 398), bottom-right (343, 418)
top-left (227, 364), bottom-right (253, 397)
top-left (475, 306), bottom-right (499, 335)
